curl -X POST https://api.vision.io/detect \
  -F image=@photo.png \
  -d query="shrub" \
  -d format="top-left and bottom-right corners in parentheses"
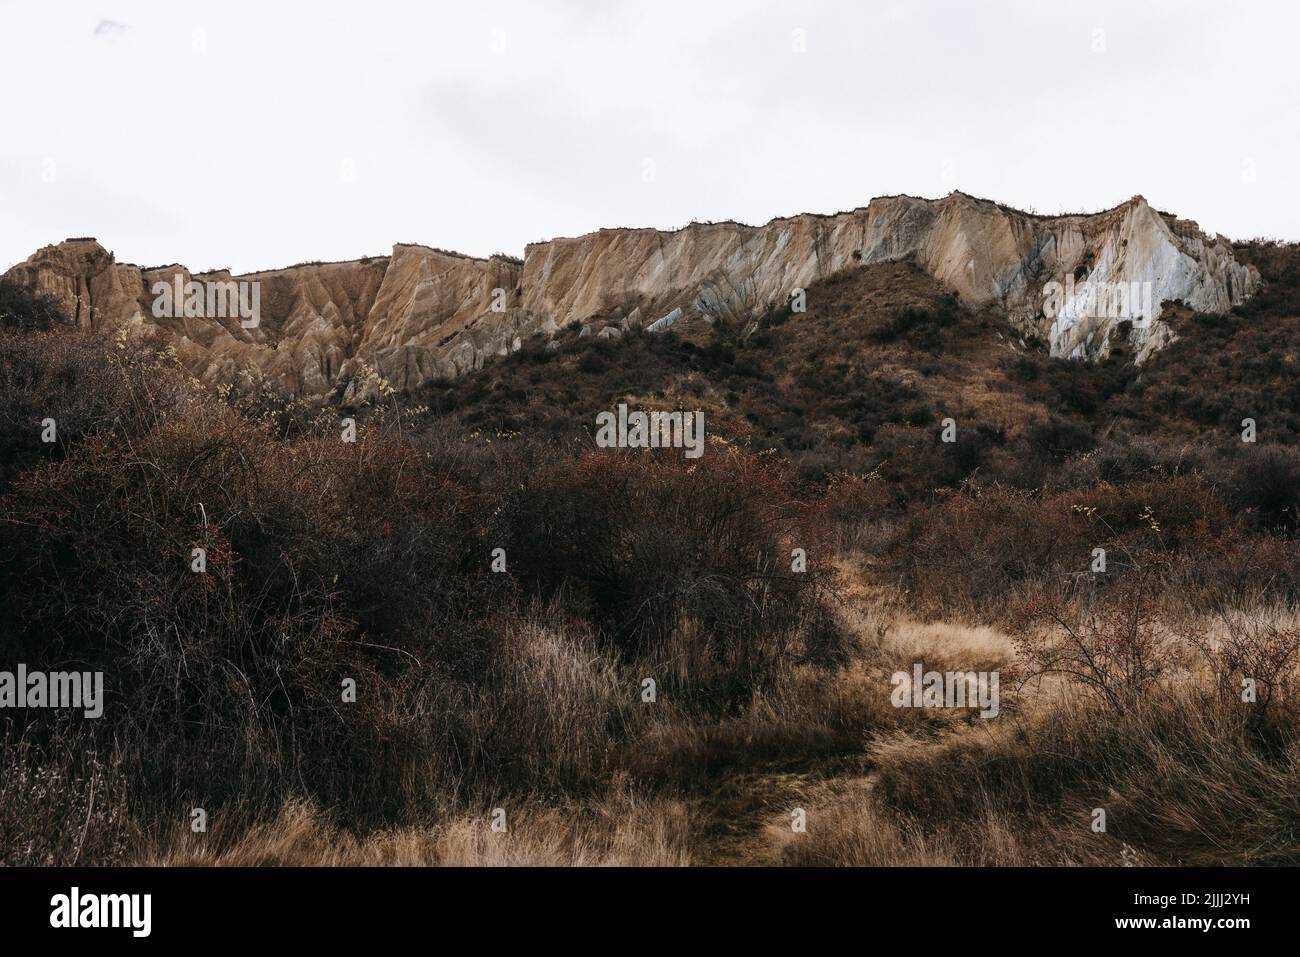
top-left (0, 376), bottom-right (513, 821)
top-left (0, 279), bottom-right (69, 330)
top-left (1024, 415), bottom-right (1095, 461)
top-left (1184, 606), bottom-right (1300, 728)
top-left (0, 329), bottom-right (186, 487)
top-left (895, 484), bottom-right (1084, 616)
top-left (1012, 573), bottom-right (1180, 713)
top-left (1226, 444), bottom-right (1300, 532)
top-left (495, 444), bottom-right (837, 702)
top-left (870, 294), bottom-right (962, 351)
top-left (819, 469), bottom-right (899, 554)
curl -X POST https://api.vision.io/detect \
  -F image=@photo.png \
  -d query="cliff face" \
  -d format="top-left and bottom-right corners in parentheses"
top-left (522, 193), bottom-right (1258, 362)
top-left (4, 240), bottom-right (518, 399)
top-left (4, 193), bottom-right (1259, 400)
top-left (348, 244), bottom-right (525, 398)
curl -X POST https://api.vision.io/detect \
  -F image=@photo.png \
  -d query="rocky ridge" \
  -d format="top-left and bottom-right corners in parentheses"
top-left (4, 192), bottom-right (1259, 400)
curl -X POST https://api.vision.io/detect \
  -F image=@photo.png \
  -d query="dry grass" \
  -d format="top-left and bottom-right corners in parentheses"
top-left (776, 641), bottom-right (1300, 867)
top-left (137, 789), bottom-right (692, 867)
top-left (773, 776), bottom-right (1055, 867)
top-left (12, 583), bottom-right (1298, 867)
top-left (6, 521), bottom-right (1297, 868)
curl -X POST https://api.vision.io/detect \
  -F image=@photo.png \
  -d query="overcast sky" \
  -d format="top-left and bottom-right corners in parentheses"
top-left (1, 0), bottom-right (1296, 274)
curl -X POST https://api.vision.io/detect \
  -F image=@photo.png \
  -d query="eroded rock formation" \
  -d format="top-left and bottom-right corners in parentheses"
top-left (4, 192), bottom-right (1259, 400)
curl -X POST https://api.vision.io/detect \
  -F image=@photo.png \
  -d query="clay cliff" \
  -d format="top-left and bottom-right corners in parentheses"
top-left (4, 192), bottom-right (1259, 400)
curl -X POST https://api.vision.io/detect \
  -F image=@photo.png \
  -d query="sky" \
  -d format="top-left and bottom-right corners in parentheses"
top-left (1, 0), bottom-right (1296, 274)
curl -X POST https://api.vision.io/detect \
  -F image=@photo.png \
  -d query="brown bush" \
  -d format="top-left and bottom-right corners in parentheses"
top-left (0, 328), bottom-right (187, 487)
top-left (895, 484), bottom-right (1085, 616)
top-left (1185, 606), bottom-right (1300, 728)
top-left (1012, 573), bottom-right (1181, 713)
top-left (0, 278), bottom-right (69, 331)
top-left (0, 373), bottom-right (511, 821)
top-left (494, 443), bottom-right (839, 703)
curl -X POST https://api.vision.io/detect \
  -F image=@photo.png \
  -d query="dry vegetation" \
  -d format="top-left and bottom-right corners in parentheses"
top-left (1, 244), bottom-right (1298, 867)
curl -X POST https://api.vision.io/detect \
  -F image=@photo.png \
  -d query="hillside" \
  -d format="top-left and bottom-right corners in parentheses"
top-left (407, 239), bottom-right (1300, 494)
top-left (1, 208), bottom-right (1298, 873)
